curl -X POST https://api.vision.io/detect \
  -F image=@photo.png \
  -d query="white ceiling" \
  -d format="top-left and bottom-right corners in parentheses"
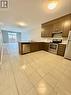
top-left (0, 0), bottom-right (71, 31)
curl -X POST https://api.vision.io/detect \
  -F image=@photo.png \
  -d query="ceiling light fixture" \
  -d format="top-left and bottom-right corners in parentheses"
top-left (17, 22), bottom-right (27, 27)
top-left (48, 0), bottom-right (58, 10)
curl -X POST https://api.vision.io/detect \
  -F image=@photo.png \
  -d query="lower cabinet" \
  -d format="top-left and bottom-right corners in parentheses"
top-left (22, 44), bottom-right (30, 54)
top-left (30, 43), bottom-right (43, 52)
top-left (19, 42), bottom-right (44, 54)
top-left (43, 43), bottom-right (49, 51)
top-left (57, 44), bottom-right (66, 56)
top-left (19, 44), bottom-right (31, 54)
top-left (30, 43), bottom-right (50, 52)
top-left (19, 42), bottom-right (66, 57)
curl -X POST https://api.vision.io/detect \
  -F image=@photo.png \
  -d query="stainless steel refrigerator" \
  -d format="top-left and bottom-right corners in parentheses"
top-left (64, 31), bottom-right (71, 60)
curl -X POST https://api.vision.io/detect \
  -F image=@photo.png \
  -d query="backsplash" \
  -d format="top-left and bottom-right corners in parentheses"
top-left (38, 37), bottom-right (68, 44)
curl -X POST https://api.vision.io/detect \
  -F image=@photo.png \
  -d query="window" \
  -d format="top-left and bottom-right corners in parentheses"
top-left (8, 32), bottom-right (17, 43)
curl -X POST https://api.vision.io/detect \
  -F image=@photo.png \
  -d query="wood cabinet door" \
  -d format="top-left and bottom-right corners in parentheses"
top-left (30, 43), bottom-right (40, 52)
top-left (62, 15), bottom-right (71, 37)
top-left (43, 43), bottom-right (49, 51)
top-left (41, 30), bottom-right (48, 37)
top-left (57, 44), bottom-right (66, 56)
top-left (41, 22), bottom-right (54, 37)
top-left (45, 24), bottom-right (54, 37)
top-left (53, 19), bottom-right (63, 32)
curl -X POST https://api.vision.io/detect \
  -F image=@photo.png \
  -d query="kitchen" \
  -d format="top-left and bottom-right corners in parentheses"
top-left (19, 13), bottom-right (71, 60)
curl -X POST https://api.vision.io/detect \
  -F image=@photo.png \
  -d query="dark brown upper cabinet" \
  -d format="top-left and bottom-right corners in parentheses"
top-left (41, 22), bottom-right (54, 37)
top-left (53, 19), bottom-right (63, 33)
top-left (41, 13), bottom-right (71, 37)
top-left (62, 14), bottom-right (71, 37)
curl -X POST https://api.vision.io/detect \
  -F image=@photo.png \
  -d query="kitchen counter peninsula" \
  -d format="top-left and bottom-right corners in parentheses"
top-left (18, 42), bottom-right (46, 54)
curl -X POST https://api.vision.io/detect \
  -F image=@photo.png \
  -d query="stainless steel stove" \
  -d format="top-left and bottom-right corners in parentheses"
top-left (48, 38), bottom-right (62, 54)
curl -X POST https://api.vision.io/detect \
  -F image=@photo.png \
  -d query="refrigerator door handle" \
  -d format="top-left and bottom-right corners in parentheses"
top-left (67, 40), bottom-right (71, 45)
top-left (68, 40), bottom-right (69, 45)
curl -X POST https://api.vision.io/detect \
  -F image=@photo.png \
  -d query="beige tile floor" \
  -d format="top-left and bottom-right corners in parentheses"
top-left (0, 43), bottom-right (71, 95)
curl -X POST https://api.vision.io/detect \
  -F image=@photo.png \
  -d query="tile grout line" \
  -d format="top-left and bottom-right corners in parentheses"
top-left (7, 44), bottom-right (20, 95)
top-left (10, 61), bottom-right (20, 95)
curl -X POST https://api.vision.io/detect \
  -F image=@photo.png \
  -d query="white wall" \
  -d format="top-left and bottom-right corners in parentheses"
top-left (21, 25), bottom-right (42, 42)
top-left (29, 25), bottom-right (42, 41)
top-left (21, 30), bottom-right (31, 41)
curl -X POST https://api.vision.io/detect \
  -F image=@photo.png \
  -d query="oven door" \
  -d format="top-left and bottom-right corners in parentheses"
top-left (49, 43), bottom-right (58, 54)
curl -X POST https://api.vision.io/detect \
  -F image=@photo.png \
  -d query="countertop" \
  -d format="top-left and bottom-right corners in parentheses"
top-left (19, 37), bottom-right (68, 45)
top-left (19, 41), bottom-right (67, 45)
top-left (59, 41), bottom-right (67, 45)
top-left (19, 39), bottom-right (67, 44)
top-left (18, 42), bottom-right (44, 44)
